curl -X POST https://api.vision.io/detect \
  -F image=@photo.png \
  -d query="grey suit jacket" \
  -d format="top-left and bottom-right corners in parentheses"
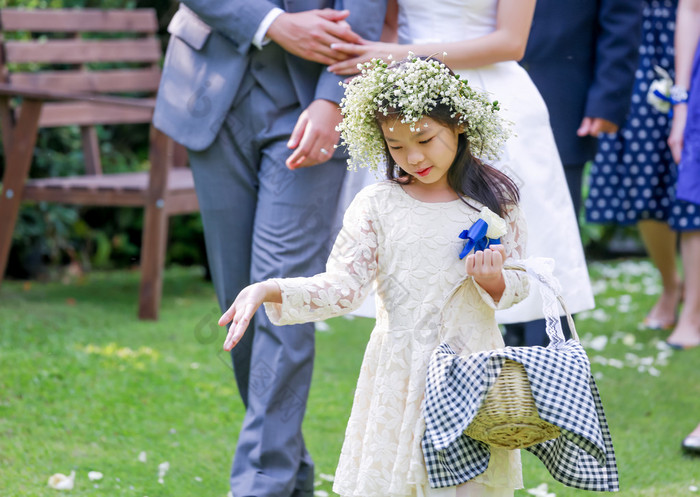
top-left (154, 0), bottom-right (356, 151)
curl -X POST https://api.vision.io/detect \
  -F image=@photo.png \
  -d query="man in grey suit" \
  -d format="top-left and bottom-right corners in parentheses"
top-left (153, 2), bottom-right (369, 496)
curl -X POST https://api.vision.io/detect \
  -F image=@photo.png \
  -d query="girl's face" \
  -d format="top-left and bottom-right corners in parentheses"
top-left (381, 116), bottom-right (459, 190)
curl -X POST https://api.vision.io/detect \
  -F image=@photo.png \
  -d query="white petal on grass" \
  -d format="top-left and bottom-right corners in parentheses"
top-left (48, 471), bottom-right (75, 490)
top-left (319, 473), bottom-right (335, 482)
top-left (625, 353), bottom-right (640, 365)
top-left (588, 335), bottom-right (608, 351)
top-left (88, 471), bottom-right (103, 481)
top-left (195, 476), bottom-right (203, 482)
top-left (592, 356), bottom-right (608, 366)
top-left (622, 333), bottom-right (636, 346)
top-left (689, 485), bottom-right (698, 492)
top-left (621, 283), bottom-right (642, 293)
top-left (608, 358), bottom-right (624, 369)
top-left (158, 461), bottom-right (170, 484)
top-left (590, 309), bottom-right (610, 322)
top-left (648, 367), bottom-right (661, 377)
top-left (315, 321), bottom-right (331, 332)
top-left (190, 362), bottom-right (200, 369)
top-left (593, 371), bottom-right (604, 380)
top-left (138, 451), bottom-right (147, 463)
top-left (314, 491), bottom-right (330, 497)
top-left (527, 483), bottom-right (556, 497)
top-left (590, 280), bottom-right (608, 295)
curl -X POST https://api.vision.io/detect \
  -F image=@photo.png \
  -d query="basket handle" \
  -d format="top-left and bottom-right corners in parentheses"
top-left (503, 261), bottom-right (579, 345)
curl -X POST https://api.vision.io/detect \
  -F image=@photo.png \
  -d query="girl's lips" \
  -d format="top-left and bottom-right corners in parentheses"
top-left (416, 166), bottom-right (433, 177)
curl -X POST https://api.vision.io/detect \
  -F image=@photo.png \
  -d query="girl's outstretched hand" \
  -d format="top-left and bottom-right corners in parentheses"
top-left (465, 244), bottom-right (506, 301)
top-left (219, 281), bottom-right (281, 351)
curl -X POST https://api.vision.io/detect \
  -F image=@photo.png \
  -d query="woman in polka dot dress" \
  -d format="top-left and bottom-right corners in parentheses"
top-left (585, 0), bottom-right (694, 332)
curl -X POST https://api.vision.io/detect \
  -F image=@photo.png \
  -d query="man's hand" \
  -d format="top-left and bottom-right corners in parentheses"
top-left (286, 99), bottom-right (343, 169)
top-left (328, 40), bottom-right (408, 75)
top-left (267, 9), bottom-right (361, 65)
top-left (576, 117), bottom-right (618, 137)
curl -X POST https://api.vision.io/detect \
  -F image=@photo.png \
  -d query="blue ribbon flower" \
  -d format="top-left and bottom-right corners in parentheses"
top-left (458, 219), bottom-right (501, 259)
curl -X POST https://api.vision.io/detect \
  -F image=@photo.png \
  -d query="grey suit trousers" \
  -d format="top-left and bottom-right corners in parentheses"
top-left (188, 76), bottom-right (346, 497)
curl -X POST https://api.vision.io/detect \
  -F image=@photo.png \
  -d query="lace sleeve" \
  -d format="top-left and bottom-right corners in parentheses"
top-left (263, 190), bottom-right (379, 325)
top-left (473, 203), bottom-right (530, 309)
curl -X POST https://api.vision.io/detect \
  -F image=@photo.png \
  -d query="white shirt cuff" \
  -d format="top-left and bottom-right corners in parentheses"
top-left (252, 7), bottom-right (284, 50)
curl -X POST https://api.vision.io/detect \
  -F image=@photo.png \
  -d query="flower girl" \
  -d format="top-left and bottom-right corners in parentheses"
top-left (220, 56), bottom-right (529, 497)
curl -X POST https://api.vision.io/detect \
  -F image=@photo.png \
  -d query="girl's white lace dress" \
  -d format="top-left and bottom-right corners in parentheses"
top-left (338, 0), bottom-right (595, 322)
top-left (265, 182), bottom-right (528, 497)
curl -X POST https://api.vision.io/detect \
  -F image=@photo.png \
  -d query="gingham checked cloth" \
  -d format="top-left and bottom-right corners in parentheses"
top-left (422, 260), bottom-right (619, 492)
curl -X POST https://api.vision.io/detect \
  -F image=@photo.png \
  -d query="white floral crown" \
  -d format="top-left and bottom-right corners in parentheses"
top-left (336, 54), bottom-right (512, 172)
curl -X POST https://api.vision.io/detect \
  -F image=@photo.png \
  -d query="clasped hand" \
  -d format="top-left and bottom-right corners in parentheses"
top-left (465, 245), bottom-right (506, 300)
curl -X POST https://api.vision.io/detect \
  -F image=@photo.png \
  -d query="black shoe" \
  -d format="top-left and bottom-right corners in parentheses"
top-left (682, 435), bottom-right (700, 454)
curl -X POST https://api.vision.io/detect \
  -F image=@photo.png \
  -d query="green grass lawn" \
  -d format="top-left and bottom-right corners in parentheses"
top-left (1, 261), bottom-right (699, 496)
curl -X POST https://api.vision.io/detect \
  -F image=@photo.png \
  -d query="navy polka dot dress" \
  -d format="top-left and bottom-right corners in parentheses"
top-left (585, 0), bottom-right (700, 231)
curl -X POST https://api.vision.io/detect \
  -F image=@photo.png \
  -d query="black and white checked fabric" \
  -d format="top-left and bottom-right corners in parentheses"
top-left (422, 340), bottom-right (619, 491)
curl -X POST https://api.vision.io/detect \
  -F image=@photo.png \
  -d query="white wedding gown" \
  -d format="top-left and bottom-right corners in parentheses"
top-left (339, 0), bottom-right (594, 323)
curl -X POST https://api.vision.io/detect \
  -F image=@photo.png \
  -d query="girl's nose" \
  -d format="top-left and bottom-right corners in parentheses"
top-left (406, 148), bottom-right (424, 166)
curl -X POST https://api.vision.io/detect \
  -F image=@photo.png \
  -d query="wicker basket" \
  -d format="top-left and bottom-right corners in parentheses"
top-left (460, 263), bottom-right (576, 450)
top-left (464, 359), bottom-right (561, 449)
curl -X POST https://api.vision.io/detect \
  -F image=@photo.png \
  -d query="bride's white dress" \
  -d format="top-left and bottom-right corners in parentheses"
top-left (339, 0), bottom-right (594, 322)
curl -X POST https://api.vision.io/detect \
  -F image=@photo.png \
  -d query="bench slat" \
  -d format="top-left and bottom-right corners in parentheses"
top-left (4, 39), bottom-right (161, 64)
top-left (10, 68), bottom-right (161, 94)
top-left (38, 101), bottom-right (154, 127)
top-left (23, 169), bottom-right (197, 207)
top-left (0, 9), bottom-right (157, 33)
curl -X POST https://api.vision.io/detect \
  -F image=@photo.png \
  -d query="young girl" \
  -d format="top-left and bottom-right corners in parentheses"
top-left (220, 56), bottom-right (529, 497)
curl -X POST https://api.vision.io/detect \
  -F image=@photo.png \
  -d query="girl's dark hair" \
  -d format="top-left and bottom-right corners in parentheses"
top-left (376, 102), bottom-right (519, 217)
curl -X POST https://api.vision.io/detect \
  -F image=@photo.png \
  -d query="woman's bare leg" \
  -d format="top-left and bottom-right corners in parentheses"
top-left (638, 220), bottom-right (682, 328)
top-left (667, 230), bottom-right (700, 348)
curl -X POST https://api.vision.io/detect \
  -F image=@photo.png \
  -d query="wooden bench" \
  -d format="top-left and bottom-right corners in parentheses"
top-left (0, 8), bottom-right (199, 320)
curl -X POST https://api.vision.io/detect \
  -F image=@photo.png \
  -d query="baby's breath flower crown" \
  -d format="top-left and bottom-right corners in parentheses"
top-left (337, 54), bottom-right (511, 171)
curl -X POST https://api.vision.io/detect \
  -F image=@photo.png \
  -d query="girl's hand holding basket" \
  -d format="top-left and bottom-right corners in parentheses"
top-left (464, 245), bottom-right (506, 302)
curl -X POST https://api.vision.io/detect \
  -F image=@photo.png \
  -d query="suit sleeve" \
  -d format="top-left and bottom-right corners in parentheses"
top-left (584, 0), bottom-right (643, 126)
top-left (181, 0), bottom-right (278, 55)
top-left (315, 0), bottom-right (389, 102)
